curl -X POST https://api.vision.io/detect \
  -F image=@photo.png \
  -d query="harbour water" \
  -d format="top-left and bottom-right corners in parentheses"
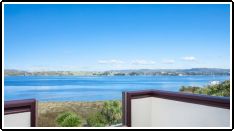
top-left (4, 75), bottom-right (229, 101)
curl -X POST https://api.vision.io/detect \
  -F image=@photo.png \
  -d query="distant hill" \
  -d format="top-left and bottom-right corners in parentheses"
top-left (109, 68), bottom-right (230, 75)
top-left (4, 68), bottom-right (230, 76)
top-left (182, 68), bottom-right (230, 73)
top-left (110, 68), bottom-right (229, 72)
top-left (4, 69), bottom-right (29, 76)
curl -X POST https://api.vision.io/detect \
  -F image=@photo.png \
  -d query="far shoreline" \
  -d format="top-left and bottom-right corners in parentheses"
top-left (4, 68), bottom-right (230, 76)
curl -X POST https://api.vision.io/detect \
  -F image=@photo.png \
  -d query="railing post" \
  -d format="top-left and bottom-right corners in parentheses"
top-left (122, 92), bottom-right (126, 126)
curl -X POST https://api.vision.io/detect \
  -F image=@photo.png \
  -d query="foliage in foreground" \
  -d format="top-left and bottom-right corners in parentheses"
top-left (179, 80), bottom-right (230, 97)
top-left (86, 112), bottom-right (108, 127)
top-left (87, 100), bottom-right (122, 127)
top-left (55, 112), bottom-right (82, 127)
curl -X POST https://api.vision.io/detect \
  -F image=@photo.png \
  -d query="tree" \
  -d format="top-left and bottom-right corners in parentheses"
top-left (100, 101), bottom-right (122, 126)
top-left (179, 80), bottom-right (230, 97)
top-left (86, 100), bottom-right (122, 127)
top-left (87, 112), bottom-right (108, 127)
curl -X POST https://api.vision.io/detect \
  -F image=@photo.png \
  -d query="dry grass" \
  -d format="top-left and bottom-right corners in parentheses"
top-left (37, 101), bottom-right (107, 127)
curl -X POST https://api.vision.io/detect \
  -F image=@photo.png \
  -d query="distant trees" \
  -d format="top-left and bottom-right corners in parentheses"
top-left (128, 72), bottom-right (141, 76)
top-left (113, 73), bottom-right (125, 76)
top-left (179, 80), bottom-right (230, 97)
top-left (100, 71), bottom-right (111, 76)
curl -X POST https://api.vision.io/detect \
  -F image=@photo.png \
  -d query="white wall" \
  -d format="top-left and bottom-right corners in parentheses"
top-left (4, 112), bottom-right (31, 127)
top-left (131, 97), bottom-right (230, 127)
top-left (131, 97), bottom-right (152, 127)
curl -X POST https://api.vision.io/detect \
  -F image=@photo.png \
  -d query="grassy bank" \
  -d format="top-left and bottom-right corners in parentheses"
top-left (37, 101), bottom-right (104, 127)
top-left (37, 101), bottom-right (121, 127)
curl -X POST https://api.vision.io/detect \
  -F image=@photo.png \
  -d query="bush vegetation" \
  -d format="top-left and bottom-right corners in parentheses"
top-left (179, 80), bottom-right (230, 97)
top-left (86, 112), bottom-right (108, 127)
top-left (87, 100), bottom-right (122, 127)
top-left (47, 101), bottom-right (122, 127)
top-left (55, 112), bottom-right (82, 127)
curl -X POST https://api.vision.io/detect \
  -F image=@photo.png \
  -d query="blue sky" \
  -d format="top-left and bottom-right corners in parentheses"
top-left (4, 4), bottom-right (230, 71)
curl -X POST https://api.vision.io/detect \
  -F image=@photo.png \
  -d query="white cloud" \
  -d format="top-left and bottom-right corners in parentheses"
top-left (163, 59), bottom-right (175, 64)
top-left (98, 59), bottom-right (124, 64)
top-left (131, 60), bottom-right (156, 65)
top-left (181, 56), bottom-right (196, 61)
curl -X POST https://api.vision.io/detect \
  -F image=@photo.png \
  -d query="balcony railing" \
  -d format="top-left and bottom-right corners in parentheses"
top-left (4, 99), bottom-right (36, 127)
top-left (122, 90), bottom-right (230, 127)
top-left (3, 90), bottom-right (230, 127)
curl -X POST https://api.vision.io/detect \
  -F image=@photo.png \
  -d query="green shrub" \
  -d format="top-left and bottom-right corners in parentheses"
top-left (101, 101), bottom-right (122, 126)
top-left (87, 112), bottom-right (107, 127)
top-left (56, 112), bottom-right (82, 127)
top-left (86, 100), bottom-right (122, 127)
top-left (60, 115), bottom-right (82, 127)
top-left (56, 112), bottom-right (71, 124)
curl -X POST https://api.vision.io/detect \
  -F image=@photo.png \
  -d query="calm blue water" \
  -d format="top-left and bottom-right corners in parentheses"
top-left (4, 75), bottom-right (229, 101)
